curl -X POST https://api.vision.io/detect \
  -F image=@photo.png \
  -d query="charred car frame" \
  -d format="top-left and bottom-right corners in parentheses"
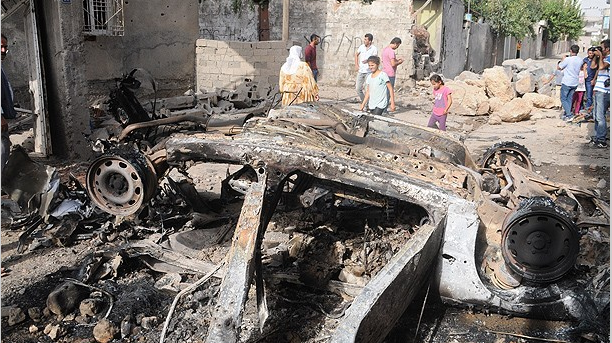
top-left (83, 73), bottom-right (609, 342)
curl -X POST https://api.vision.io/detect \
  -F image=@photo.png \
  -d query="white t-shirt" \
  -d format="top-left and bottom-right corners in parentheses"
top-left (594, 55), bottom-right (610, 94)
top-left (357, 44), bottom-right (378, 74)
top-left (559, 55), bottom-right (584, 87)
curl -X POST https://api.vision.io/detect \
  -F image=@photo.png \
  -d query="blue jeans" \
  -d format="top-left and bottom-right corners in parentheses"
top-left (593, 91), bottom-right (610, 143)
top-left (312, 69), bottom-right (318, 82)
top-left (560, 84), bottom-right (577, 118)
top-left (585, 80), bottom-right (594, 109)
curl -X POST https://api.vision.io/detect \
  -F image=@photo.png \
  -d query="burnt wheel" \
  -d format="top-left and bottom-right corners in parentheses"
top-left (501, 197), bottom-right (580, 284)
top-left (480, 141), bottom-right (533, 170)
top-left (86, 150), bottom-right (158, 216)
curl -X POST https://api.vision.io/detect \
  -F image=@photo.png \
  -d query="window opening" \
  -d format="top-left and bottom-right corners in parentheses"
top-left (83, 0), bottom-right (124, 36)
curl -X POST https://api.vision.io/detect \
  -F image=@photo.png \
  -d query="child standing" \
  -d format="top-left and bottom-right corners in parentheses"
top-left (571, 63), bottom-right (586, 115)
top-left (550, 61), bottom-right (564, 109)
top-left (428, 74), bottom-right (453, 131)
top-left (359, 56), bottom-right (395, 115)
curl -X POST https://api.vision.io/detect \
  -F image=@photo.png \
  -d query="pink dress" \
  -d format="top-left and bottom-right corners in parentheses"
top-left (428, 86), bottom-right (452, 131)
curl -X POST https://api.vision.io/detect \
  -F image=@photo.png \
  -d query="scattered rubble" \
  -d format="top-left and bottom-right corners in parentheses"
top-left (1, 71), bottom-right (608, 343)
top-left (417, 58), bottom-right (570, 124)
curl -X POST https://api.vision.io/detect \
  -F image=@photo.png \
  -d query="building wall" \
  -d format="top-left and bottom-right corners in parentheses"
top-left (83, 0), bottom-right (200, 97)
top-left (37, 0), bottom-right (91, 159)
top-left (36, 0), bottom-right (199, 159)
top-left (196, 39), bottom-right (290, 92)
top-left (267, 0), bottom-right (416, 87)
top-left (198, 1), bottom-right (259, 41)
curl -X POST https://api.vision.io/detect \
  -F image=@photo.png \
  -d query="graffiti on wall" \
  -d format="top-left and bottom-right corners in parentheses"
top-left (319, 34), bottom-right (364, 57)
top-left (199, 27), bottom-right (258, 42)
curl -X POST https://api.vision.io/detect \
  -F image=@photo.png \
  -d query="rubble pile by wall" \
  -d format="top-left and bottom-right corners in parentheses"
top-left (419, 58), bottom-right (559, 123)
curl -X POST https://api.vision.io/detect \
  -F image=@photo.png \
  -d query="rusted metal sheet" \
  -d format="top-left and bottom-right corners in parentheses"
top-left (205, 168), bottom-right (268, 343)
top-left (331, 221), bottom-right (444, 343)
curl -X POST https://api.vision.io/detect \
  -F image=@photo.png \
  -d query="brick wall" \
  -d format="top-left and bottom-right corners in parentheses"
top-left (196, 39), bottom-right (291, 93)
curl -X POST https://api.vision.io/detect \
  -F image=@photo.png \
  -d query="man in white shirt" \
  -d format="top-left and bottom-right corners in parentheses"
top-left (557, 45), bottom-right (584, 121)
top-left (355, 33), bottom-right (378, 102)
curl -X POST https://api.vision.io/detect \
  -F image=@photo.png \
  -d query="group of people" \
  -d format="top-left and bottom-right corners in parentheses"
top-left (557, 39), bottom-right (610, 148)
top-left (279, 33), bottom-right (452, 131)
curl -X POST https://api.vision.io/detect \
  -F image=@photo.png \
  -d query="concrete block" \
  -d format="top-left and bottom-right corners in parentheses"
top-left (261, 55), bottom-right (276, 63)
top-left (196, 39), bottom-right (209, 47)
top-left (228, 41), bottom-right (247, 50)
top-left (240, 63), bottom-right (255, 73)
top-left (253, 49), bottom-right (268, 56)
top-left (239, 49), bottom-right (254, 57)
top-left (255, 41), bottom-right (271, 49)
top-left (253, 61), bottom-right (267, 69)
top-left (269, 41), bottom-right (286, 50)
top-left (202, 47), bottom-right (216, 56)
top-left (216, 61), bottom-right (229, 69)
top-left (202, 80), bottom-right (214, 90)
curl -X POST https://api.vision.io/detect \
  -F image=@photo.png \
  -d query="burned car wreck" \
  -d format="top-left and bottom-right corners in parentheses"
top-left (77, 74), bottom-right (610, 343)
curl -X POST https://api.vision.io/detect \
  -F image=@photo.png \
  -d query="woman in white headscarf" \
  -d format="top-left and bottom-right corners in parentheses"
top-left (279, 45), bottom-right (319, 106)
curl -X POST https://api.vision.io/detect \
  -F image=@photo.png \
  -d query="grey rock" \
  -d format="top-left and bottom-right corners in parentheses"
top-left (154, 273), bottom-right (182, 294)
top-left (47, 324), bottom-right (66, 340)
top-left (27, 307), bottom-right (43, 322)
top-left (263, 231), bottom-right (290, 250)
top-left (597, 179), bottom-right (607, 189)
top-left (141, 316), bottom-right (158, 330)
top-left (79, 298), bottom-right (104, 317)
top-left (121, 314), bottom-right (134, 338)
top-left (8, 307), bottom-right (26, 326)
top-left (75, 314), bottom-right (91, 324)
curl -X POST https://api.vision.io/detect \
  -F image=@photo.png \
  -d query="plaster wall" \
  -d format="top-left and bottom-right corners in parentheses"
top-left (44, 0), bottom-right (198, 159)
top-left (83, 0), bottom-right (199, 96)
top-left (38, 0), bottom-right (91, 159)
top-left (266, 0), bottom-right (416, 87)
top-left (198, 1), bottom-right (259, 41)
